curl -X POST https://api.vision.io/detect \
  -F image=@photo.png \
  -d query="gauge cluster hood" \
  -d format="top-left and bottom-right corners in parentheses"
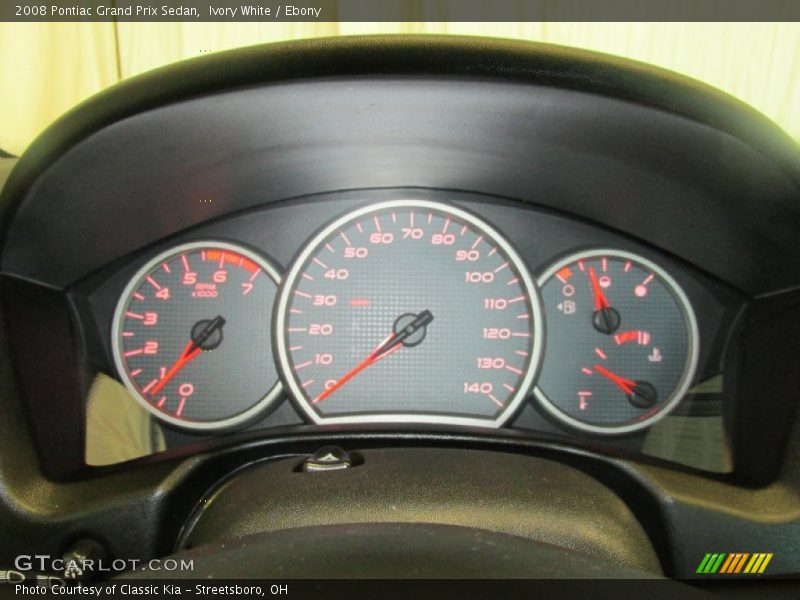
top-left (1, 35), bottom-right (800, 296)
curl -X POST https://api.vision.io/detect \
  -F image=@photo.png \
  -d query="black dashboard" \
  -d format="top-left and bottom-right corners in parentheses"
top-left (1, 36), bottom-right (799, 583)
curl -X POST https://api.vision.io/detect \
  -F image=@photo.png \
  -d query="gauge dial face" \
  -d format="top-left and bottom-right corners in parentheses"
top-left (534, 249), bottom-right (699, 434)
top-left (275, 200), bottom-right (543, 426)
top-left (112, 241), bottom-right (282, 431)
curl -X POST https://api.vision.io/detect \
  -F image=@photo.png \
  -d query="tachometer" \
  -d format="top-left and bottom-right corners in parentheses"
top-left (112, 241), bottom-right (282, 431)
top-left (275, 200), bottom-right (543, 426)
top-left (534, 249), bottom-right (699, 434)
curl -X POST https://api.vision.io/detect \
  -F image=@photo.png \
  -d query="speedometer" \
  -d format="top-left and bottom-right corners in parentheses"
top-left (275, 200), bottom-right (543, 426)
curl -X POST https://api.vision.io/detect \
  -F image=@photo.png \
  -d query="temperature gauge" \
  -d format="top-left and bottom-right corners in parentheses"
top-left (534, 249), bottom-right (698, 434)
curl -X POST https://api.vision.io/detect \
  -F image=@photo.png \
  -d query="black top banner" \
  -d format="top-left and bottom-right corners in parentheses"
top-left (3, 0), bottom-right (800, 22)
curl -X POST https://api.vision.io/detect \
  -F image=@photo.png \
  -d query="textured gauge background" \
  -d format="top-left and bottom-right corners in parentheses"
top-left (112, 241), bottom-right (282, 431)
top-left (534, 249), bottom-right (699, 434)
top-left (275, 200), bottom-right (543, 426)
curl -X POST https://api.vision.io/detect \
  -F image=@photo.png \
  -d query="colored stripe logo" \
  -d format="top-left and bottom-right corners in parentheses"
top-left (696, 553), bottom-right (773, 574)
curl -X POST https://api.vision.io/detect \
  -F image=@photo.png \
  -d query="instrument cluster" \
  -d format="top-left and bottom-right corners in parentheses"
top-left (82, 193), bottom-right (739, 472)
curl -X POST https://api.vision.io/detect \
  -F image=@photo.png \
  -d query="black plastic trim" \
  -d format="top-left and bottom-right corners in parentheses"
top-left (2, 35), bottom-right (799, 263)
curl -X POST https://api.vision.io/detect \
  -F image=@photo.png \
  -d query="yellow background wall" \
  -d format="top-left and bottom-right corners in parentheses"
top-left (1, 22), bottom-right (799, 155)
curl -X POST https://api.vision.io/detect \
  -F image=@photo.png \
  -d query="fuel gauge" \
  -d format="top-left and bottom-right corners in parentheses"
top-left (534, 249), bottom-right (699, 435)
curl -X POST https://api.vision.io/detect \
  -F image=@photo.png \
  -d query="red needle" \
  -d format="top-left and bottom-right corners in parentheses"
top-left (593, 364), bottom-right (636, 395)
top-left (313, 332), bottom-right (402, 404)
top-left (148, 315), bottom-right (225, 397)
top-left (313, 309), bottom-right (433, 404)
top-left (150, 341), bottom-right (202, 396)
top-left (588, 267), bottom-right (610, 311)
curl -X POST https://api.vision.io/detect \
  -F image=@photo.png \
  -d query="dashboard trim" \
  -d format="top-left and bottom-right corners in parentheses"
top-left (2, 37), bottom-right (800, 297)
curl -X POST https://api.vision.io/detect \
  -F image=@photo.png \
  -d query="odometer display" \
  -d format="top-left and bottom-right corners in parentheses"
top-left (112, 241), bottom-right (282, 431)
top-left (275, 200), bottom-right (543, 426)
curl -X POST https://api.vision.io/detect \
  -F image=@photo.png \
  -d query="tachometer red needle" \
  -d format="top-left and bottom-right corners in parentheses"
top-left (593, 364), bottom-right (636, 395)
top-left (313, 332), bottom-right (400, 404)
top-left (150, 341), bottom-right (202, 396)
top-left (588, 267), bottom-right (610, 311)
top-left (150, 315), bottom-right (225, 396)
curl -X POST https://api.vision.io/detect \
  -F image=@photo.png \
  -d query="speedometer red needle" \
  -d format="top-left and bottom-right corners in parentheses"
top-left (588, 267), bottom-right (610, 311)
top-left (313, 332), bottom-right (400, 404)
top-left (150, 341), bottom-right (202, 396)
top-left (313, 309), bottom-right (434, 404)
top-left (593, 364), bottom-right (636, 395)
